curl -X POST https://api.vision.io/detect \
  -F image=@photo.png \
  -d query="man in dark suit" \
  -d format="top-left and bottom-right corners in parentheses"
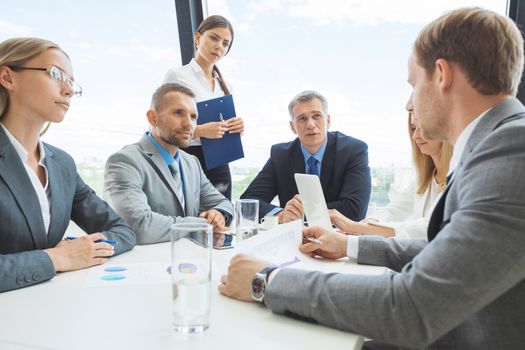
top-left (240, 90), bottom-right (371, 223)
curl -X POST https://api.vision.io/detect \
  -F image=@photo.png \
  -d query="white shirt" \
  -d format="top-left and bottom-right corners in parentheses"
top-left (347, 109), bottom-right (490, 260)
top-left (163, 58), bottom-right (232, 146)
top-left (447, 109), bottom-right (487, 177)
top-left (1, 123), bottom-right (51, 234)
top-left (367, 177), bottom-right (442, 239)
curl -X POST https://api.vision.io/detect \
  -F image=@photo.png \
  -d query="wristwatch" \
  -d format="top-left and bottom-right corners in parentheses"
top-left (251, 265), bottom-right (278, 302)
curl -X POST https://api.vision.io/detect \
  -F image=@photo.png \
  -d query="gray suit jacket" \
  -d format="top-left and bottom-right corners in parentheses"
top-left (0, 128), bottom-right (136, 293)
top-left (104, 134), bottom-right (234, 245)
top-left (265, 97), bottom-right (525, 349)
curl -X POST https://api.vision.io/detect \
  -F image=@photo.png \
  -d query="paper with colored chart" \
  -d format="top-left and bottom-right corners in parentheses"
top-left (234, 220), bottom-right (346, 273)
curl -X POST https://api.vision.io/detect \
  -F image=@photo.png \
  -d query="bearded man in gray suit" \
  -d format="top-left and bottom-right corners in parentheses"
top-left (104, 83), bottom-right (233, 245)
top-left (219, 8), bottom-right (525, 350)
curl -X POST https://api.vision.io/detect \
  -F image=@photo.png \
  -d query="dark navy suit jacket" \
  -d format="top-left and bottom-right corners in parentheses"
top-left (241, 131), bottom-right (371, 220)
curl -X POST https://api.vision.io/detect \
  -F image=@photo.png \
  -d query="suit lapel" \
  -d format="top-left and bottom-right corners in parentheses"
top-left (289, 139), bottom-right (305, 192)
top-left (0, 128), bottom-right (47, 249)
top-left (427, 98), bottom-right (525, 241)
top-left (139, 135), bottom-right (185, 214)
top-left (320, 132), bottom-right (334, 191)
top-left (427, 178), bottom-right (453, 241)
top-left (180, 152), bottom-right (197, 216)
top-left (44, 145), bottom-right (68, 245)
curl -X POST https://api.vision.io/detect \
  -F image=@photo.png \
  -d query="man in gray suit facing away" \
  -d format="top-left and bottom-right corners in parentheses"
top-left (219, 7), bottom-right (525, 350)
top-left (104, 83), bottom-right (233, 244)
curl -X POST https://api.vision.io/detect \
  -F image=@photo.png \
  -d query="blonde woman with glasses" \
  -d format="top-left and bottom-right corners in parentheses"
top-left (330, 104), bottom-right (453, 238)
top-left (0, 37), bottom-right (135, 293)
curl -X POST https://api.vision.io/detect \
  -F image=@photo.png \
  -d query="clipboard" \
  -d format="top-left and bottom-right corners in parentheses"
top-left (196, 95), bottom-right (244, 170)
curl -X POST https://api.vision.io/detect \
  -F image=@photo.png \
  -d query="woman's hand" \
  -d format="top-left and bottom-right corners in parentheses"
top-left (226, 117), bottom-right (244, 134)
top-left (193, 121), bottom-right (228, 139)
top-left (329, 209), bottom-right (358, 233)
top-left (44, 233), bottom-right (115, 272)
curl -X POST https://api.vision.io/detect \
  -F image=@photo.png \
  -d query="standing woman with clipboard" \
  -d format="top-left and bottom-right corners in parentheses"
top-left (163, 15), bottom-right (243, 200)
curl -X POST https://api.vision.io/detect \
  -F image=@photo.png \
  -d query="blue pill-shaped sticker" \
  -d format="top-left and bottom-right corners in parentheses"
top-left (101, 274), bottom-right (126, 281)
top-left (104, 266), bottom-right (127, 273)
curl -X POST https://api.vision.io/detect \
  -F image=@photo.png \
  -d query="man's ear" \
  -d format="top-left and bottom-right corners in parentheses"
top-left (435, 58), bottom-right (453, 92)
top-left (0, 66), bottom-right (14, 90)
top-left (146, 109), bottom-right (157, 127)
top-left (326, 114), bottom-right (331, 129)
top-left (289, 120), bottom-right (297, 134)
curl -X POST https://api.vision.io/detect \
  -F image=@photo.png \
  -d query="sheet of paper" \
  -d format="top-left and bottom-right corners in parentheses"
top-left (235, 220), bottom-right (346, 273)
top-left (84, 262), bottom-right (170, 288)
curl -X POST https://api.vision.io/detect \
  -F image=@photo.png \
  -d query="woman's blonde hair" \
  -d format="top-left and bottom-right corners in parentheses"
top-left (408, 113), bottom-right (453, 194)
top-left (0, 37), bottom-right (67, 120)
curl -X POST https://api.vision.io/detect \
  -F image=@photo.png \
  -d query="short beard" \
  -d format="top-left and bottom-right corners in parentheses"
top-left (156, 127), bottom-right (191, 149)
top-left (420, 113), bottom-right (449, 141)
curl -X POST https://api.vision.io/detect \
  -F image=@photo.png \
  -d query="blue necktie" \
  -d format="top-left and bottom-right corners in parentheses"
top-left (307, 156), bottom-right (319, 176)
top-left (168, 162), bottom-right (185, 208)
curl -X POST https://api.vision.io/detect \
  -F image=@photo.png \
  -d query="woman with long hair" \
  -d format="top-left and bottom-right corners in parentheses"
top-left (330, 105), bottom-right (453, 238)
top-left (0, 37), bottom-right (135, 293)
top-left (163, 15), bottom-right (242, 200)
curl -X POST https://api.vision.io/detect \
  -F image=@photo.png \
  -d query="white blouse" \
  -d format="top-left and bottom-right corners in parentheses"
top-left (1, 123), bottom-right (50, 234)
top-left (368, 177), bottom-right (442, 239)
top-left (163, 58), bottom-right (232, 146)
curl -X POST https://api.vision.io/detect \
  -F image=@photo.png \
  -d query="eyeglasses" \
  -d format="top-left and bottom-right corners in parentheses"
top-left (7, 65), bottom-right (82, 97)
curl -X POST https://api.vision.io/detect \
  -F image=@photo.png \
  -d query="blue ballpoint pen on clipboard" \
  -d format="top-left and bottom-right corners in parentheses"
top-left (65, 236), bottom-right (118, 245)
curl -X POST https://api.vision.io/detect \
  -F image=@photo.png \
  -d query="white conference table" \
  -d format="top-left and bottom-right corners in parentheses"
top-left (0, 242), bottom-right (386, 350)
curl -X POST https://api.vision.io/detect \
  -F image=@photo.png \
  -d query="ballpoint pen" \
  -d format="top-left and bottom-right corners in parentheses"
top-left (305, 236), bottom-right (322, 244)
top-left (65, 236), bottom-right (118, 245)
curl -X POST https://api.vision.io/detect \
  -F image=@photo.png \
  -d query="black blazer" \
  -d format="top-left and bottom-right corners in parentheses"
top-left (241, 131), bottom-right (371, 220)
top-left (0, 127), bottom-right (136, 293)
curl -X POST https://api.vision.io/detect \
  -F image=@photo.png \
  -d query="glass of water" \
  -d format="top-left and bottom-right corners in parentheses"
top-left (170, 222), bottom-right (212, 333)
top-left (235, 199), bottom-right (259, 241)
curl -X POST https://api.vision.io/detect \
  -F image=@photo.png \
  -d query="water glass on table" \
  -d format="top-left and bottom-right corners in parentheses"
top-left (170, 222), bottom-right (212, 333)
top-left (235, 199), bottom-right (259, 241)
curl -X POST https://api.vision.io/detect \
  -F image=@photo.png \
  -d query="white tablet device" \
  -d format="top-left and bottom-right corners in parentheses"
top-left (294, 173), bottom-right (333, 231)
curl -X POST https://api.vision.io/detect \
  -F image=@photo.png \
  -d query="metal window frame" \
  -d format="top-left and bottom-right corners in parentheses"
top-left (508, 0), bottom-right (525, 103)
top-left (173, 0), bottom-right (206, 65)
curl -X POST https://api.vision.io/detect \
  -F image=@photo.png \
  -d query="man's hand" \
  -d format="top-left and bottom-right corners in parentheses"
top-left (300, 226), bottom-right (348, 260)
top-left (278, 194), bottom-right (303, 224)
top-left (219, 253), bottom-right (270, 302)
top-left (44, 232), bottom-right (115, 272)
top-left (225, 116), bottom-right (244, 134)
top-left (200, 209), bottom-right (226, 232)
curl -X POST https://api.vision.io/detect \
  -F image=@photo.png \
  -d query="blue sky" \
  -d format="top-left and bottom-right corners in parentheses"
top-left (0, 0), bottom-right (507, 167)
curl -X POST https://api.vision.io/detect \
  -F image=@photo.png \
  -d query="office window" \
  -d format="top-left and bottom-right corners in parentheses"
top-left (205, 0), bottom-right (507, 205)
top-left (0, 1), bottom-right (182, 194)
top-left (0, 0), bottom-right (508, 207)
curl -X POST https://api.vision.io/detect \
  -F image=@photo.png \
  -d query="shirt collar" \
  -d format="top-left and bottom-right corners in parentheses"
top-left (146, 132), bottom-right (179, 166)
top-left (300, 139), bottom-right (327, 163)
top-left (447, 108), bottom-right (489, 176)
top-left (0, 122), bottom-right (46, 165)
top-left (189, 58), bottom-right (219, 80)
